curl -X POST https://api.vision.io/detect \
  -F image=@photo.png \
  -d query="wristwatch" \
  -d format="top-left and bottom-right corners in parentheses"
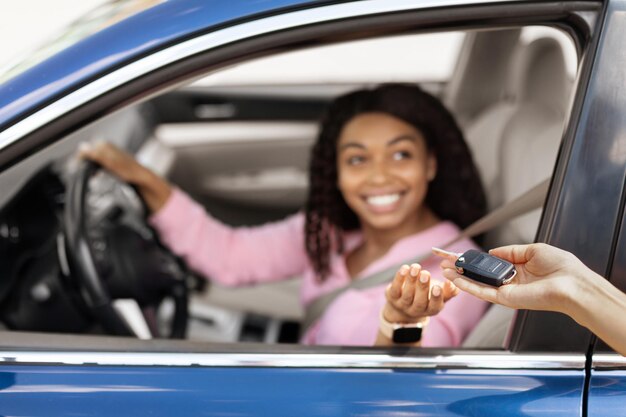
top-left (379, 310), bottom-right (429, 344)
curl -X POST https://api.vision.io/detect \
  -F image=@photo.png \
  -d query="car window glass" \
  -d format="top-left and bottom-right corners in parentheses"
top-left (0, 25), bottom-right (579, 350)
top-left (192, 32), bottom-right (465, 89)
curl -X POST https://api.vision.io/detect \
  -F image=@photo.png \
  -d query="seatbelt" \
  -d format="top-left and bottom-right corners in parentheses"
top-left (302, 178), bottom-right (550, 332)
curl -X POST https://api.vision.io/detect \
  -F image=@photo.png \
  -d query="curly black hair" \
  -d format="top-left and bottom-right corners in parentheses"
top-left (305, 84), bottom-right (487, 280)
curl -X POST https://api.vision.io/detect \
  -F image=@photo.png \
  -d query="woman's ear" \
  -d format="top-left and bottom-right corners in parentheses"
top-left (427, 153), bottom-right (437, 181)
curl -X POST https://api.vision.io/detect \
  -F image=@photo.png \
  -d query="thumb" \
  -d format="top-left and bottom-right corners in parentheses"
top-left (442, 279), bottom-right (459, 301)
top-left (488, 244), bottom-right (533, 264)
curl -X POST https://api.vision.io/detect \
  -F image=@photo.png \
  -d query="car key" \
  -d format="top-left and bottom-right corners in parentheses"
top-left (432, 247), bottom-right (516, 287)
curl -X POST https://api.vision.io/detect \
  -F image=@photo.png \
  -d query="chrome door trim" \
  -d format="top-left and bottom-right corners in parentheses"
top-left (0, 0), bottom-right (523, 152)
top-left (592, 354), bottom-right (626, 369)
top-left (0, 351), bottom-right (584, 369)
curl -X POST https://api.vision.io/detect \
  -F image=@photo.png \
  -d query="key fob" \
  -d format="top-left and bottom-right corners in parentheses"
top-left (455, 249), bottom-right (516, 287)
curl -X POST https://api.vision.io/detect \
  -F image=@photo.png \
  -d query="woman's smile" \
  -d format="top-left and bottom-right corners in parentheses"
top-left (363, 191), bottom-right (405, 213)
top-left (337, 112), bottom-right (437, 235)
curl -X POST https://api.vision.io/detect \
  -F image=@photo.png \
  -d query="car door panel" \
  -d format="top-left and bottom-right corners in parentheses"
top-left (0, 352), bottom-right (585, 417)
top-left (147, 88), bottom-right (327, 226)
top-left (157, 121), bottom-right (316, 225)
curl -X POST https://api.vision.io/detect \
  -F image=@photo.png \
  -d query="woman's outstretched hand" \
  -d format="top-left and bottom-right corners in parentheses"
top-left (376, 263), bottom-right (459, 346)
top-left (384, 263), bottom-right (459, 322)
top-left (78, 141), bottom-right (172, 213)
top-left (436, 243), bottom-right (626, 356)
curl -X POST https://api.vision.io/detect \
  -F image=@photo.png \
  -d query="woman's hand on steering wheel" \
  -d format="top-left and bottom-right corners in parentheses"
top-left (66, 151), bottom-right (189, 338)
top-left (79, 141), bottom-right (172, 213)
top-left (383, 263), bottom-right (459, 325)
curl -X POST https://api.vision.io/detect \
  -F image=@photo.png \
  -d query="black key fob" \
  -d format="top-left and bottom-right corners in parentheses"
top-left (455, 249), bottom-right (516, 287)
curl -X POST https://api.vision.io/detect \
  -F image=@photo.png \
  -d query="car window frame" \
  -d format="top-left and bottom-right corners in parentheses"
top-left (0, 0), bottom-right (604, 360)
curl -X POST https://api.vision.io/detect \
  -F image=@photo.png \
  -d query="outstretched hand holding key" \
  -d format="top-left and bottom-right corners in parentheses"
top-left (432, 247), bottom-right (516, 287)
top-left (433, 243), bottom-right (626, 356)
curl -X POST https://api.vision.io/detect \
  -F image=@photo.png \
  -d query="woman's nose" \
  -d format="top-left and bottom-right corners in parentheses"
top-left (368, 159), bottom-right (389, 183)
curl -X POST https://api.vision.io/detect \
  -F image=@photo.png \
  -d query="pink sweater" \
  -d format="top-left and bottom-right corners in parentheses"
top-left (150, 188), bottom-right (488, 346)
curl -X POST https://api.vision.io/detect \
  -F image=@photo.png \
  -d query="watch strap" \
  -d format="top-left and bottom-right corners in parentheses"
top-left (379, 310), bottom-right (429, 343)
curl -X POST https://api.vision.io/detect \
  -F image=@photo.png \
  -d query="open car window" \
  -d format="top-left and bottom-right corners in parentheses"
top-left (0, 19), bottom-right (579, 350)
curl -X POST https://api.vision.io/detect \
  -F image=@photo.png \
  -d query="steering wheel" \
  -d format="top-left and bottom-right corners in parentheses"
top-left (63, 160), bottom-right (188, 338)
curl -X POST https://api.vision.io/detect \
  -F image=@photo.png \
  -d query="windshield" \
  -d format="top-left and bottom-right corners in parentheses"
top-left (0, 0), bottom-right (162, 84)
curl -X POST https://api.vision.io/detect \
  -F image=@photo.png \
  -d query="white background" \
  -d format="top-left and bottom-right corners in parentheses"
top-left (0, 1), bottom-right (105, 68)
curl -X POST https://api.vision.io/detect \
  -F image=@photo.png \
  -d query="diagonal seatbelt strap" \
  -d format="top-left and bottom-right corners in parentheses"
top-left (302, 178), bottom-right (550, 332)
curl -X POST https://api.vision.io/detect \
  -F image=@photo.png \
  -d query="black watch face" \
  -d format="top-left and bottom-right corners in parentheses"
top-left (392, 327), bottom-right (423, 344)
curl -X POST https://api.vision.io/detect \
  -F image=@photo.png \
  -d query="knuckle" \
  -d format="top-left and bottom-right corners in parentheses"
top-left (391, 300), bottom-right (404, 311)
top-left (95, 141), bottom-right (108, 152)
top-left (406, 306), bottom-right (422, 317)
top-left (411, 300), bottom-right (427, 313)
top-left (388, 284), bottom-right (400, 297)
top-left (401, 290), bottom-right (413, 300)
top-left (399, 297), bottom-right (412, 308)
top-left (426, 304), bottom-right (443, 316)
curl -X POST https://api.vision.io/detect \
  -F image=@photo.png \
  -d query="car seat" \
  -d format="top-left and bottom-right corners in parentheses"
top-left (491, 37), bottom-right (570, 246)
top-left (462, 36), bottom-right (572, 348)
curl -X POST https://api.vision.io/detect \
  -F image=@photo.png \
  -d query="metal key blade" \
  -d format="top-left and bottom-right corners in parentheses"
top-left (431, 247), bottom-right (462, 259)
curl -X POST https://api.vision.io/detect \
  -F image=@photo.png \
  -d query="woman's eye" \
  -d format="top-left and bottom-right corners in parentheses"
top-left (392, 151), bottom-right (411, 161)
top-left (347, 155), bottom-right (365, 165)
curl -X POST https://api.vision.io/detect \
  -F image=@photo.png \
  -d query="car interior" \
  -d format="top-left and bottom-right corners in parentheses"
top-left (0, 25), bottom-right (578, 348)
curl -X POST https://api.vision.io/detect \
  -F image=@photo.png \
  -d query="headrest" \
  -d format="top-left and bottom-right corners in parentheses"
top-left (509, 37), bottom-right (568, 116)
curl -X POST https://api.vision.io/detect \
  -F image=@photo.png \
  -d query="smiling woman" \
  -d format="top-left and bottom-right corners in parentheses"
top-left (336, 114), bottom-right (437, 237)
top-left (79, 83), bottom-right (488, 347)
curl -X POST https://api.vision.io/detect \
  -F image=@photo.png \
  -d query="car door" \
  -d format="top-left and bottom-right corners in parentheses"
top-left (0, 0), bottom-right (611, 416)
top-left (586, 4), bottom-right (626, 408)
top-left (590, 213), bottom-right (626, 417)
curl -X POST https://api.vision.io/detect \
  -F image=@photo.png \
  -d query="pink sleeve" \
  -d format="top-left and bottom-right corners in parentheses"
top-left (148, 188), bottom-right (308, 286)
top-left (421, 239), bottom-right (490, 347)
top-left (421, 291), bottom-right (489, 347)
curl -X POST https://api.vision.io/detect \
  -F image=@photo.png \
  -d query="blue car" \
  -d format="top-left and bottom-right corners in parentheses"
top-left (0, 0), bottom-right (625, 415)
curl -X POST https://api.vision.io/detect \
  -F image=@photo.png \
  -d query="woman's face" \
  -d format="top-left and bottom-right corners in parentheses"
top-left (337, 112), bottom-right (436, 232)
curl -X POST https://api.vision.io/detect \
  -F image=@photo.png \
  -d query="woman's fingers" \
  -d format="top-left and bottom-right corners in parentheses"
top-left (442, 279), bottom-right (459, 301)
top-left (441, 264), bottom-right (463, 282)
top-left (442, 264), bottom-right (501, 304)
top-left (406, 269), bottom-right (429, 313)
top-left (450, 276), bottom-right (500, 304)
top-left (425, 284), bottom-right (445, 316)
top-left (387, 264), bottom-right (409, 301)
top-left (79, 141), bottom-right (142, 183)
top-left (80, 141), bottom-right (114, 163)
top-left (387, 264), bottom-right (461, 321)
top-left (399, 263), bottom-right (421, 307)
top-left (431, 247), bottom-right (459, 262)
top-left (79, 141), bottom-right (115, 168)
top-left (440, 258), bottom-right (456, 270)
top-left (488, 244), bottom-right (533, 264)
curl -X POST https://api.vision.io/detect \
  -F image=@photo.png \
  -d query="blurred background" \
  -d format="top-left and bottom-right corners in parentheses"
top-left (0, 1), bottom-right (107, 68)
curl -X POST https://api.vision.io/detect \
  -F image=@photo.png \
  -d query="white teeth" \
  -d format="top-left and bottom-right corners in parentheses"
top-left (366, 193), bottom-right (401, 206)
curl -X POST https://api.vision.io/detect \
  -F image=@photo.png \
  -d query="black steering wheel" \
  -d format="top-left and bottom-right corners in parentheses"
top-left (63, 160), bottom-right (188, 338)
